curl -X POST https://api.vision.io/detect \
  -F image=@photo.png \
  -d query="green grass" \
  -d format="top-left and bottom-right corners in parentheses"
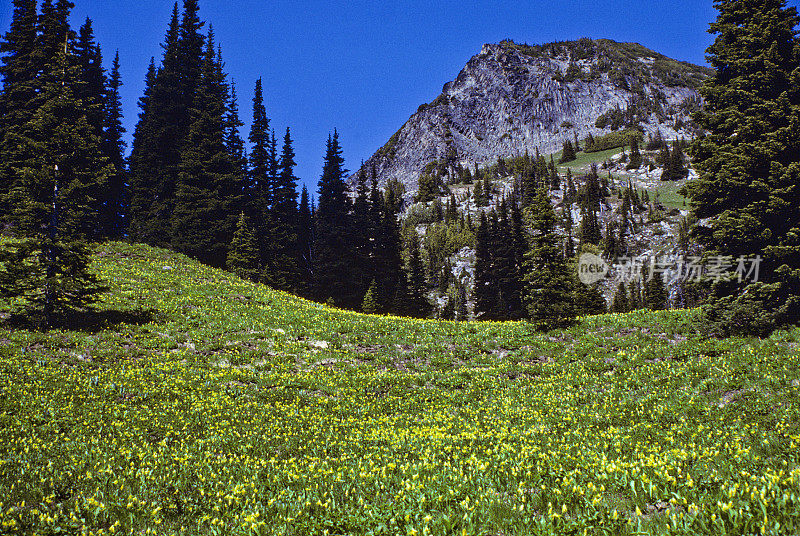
top-left (651, 179), bottom-right (690, 210)
top-left (556, 147), bottom-right (623, 172)
top-left (1, 242), bottom-right (799, 535)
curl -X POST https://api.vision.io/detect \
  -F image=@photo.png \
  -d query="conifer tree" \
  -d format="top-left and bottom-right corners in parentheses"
top-left (612, 282), bottom-right (629, 313)
top-left (371, 179), bottom-right (402, 311)
top-left (128, 4), bottom-right (187, 246)
top-left (264, 128), bottom-right (300, 291)
top-left (668, 142), bottom-right (687, 180)
top-left (559, 139), bottom-right (576, 164)
top-left (0, 5), bottom-right (112, 327)
top-left (170, 28), bottom-right (240, 267)
top-left (473, 212), bottom-right (496, 318)
top-left (687, 0), bottom-right (800, 335)
top-left (0, 0), bottom-right (41, 217)
top-left (313, 131), bottom-right (358, 307)
top-left (626, 138), bottom-right (642, 170)
top-left (73, 18), bottom-right (105, 141)
top-left (224, 79), bottom-right (247, 193)
top-left (523, 188), bottom-right (575, 328)
top-left (645, 268), bottom-right (668, 310)
top-left (350, 169), bottom-right (373, 293)
top-left (248, 78), bottom-right (270, 214)
top-left (297, 185), bottom-right (314, 295)
top-left (100, 51), bottom-right (127, 238)
top-left (405, 231), bottom-right (431, 318)
top-left (361, 279), bottom-right (380, 314)
top-left (492, 200), bottom-right (524, 319)
top-left (227, 213), bottom-right (260, 281)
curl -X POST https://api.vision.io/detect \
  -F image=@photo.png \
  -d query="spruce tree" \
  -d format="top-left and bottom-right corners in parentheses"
top-left (297, 185), bottom-right (314, 296)
top-left (612, 282), bottom-right (629, 313)
top-left (73, 18), bottom-right (105, 141)
top-left (523, 188), bottom-right (575, 328)
top-left (371, 179), bottom-right (402, 311)
top-left (0, 0), bottom-right (41, 217)
top-left (405, 231), bottom-right (431, 318)
top-left (313, 131), bottom-right (358, 307)
top-left (361, 279), bottom-right (380, 314)
top-left (473, 212), bottom-right (496, 318)
top-left (100, 51), bottom-right (127, 238)
top-left (0, 6), bottom-right (112, 327)
top-left (645, 269), bottom-right (668, 311)
top-left (170, 28), bottom-right (240, 267)
top-left (687, 0), bottom-right (800, 335)
top-left (559, 139), bottom-right (576, 164)
top-left (128, 4), bottom-right (186, 246)
top-left (265, 127), bottom-right (300, 291)
top-left (227, 213), bottom-right (260, 281)
top-left (224, 79), bottom-right (248, 196)
top-left (626, 138), bottom-right (642, 170)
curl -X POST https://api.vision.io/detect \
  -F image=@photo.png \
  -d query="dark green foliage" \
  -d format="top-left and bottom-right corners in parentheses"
top-left (128, 4), bottom-right (196, 246)
top-left (646, 129), bottom-right (666, 151)
top-left (572, 256), bottom-right (607, 316)
top-left (523, 188), bottom-right (576, 328)
top-left (263, 128), bottom-right (300, 292)
top-left (0, 5), bottom-right (112, 327)
top-left (0, 0), bottom-right (41, 217)
top-left (100, 51), bottom-right (127, 238)
top-left (472, 212), bottom-right (495, 318)
top-left (612, 282), bottom-right (629, 313)
top-left (687, 0), bottom-right (800, 335)
top-left (626, 138), bottom-right (642, 170)
top-left (370, 177), bottom-right (402, 312)
top-left (645, 269), bottom-right (668, 311)
top-left (558, 139), bottom-right (576, 163)
top-left (384, 178), bottom-right (405, 215)
top-left (313, 131), bottom-right (359, 308)
top-left (170, 29), bottom-right (241, 268)
top-left (297, 185), bottom-right (314, 295)
top-left (416, 173), bottom-right (441, 203)
top-left (404, 231), bottom-right (431, 318)
top-left (361, 279), bottom-right (380, 314)
top-left (227, 213), bottom-right (260, 282)
top-left (584, 128), bottom-right (643, 153)
top-left (248, 78), bottom-right (271, 214)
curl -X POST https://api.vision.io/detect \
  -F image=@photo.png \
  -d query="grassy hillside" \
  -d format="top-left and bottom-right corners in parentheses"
top-left (1, 242), bottom-right (799, 535)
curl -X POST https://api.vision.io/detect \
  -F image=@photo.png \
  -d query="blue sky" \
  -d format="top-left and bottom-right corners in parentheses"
top-left (1, 0), bottom-right (797, 191)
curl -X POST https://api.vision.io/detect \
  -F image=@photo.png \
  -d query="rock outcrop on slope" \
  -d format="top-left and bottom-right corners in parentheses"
top-left (355, 38), bottom-right (711, 192)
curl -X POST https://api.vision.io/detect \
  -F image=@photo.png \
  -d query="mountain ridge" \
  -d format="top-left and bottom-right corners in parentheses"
top-left (354, 38), bottom-right (711, 191)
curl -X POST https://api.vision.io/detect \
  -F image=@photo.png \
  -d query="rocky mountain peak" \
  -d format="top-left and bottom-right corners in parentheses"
top-left (354, 38), bottom-right (711, 192)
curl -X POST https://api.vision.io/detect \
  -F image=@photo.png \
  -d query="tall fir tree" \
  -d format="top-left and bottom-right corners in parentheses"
top-left (313, 131), bottom-right (358, 307)
top-left (473, 211), bottom-right (497, 318)
top-left (264, 128), bottom-right (301, 291)
top-left (687, 0), bottom-right (800, 335)
top-left (0, 0), bottom-right (40, 217)
top-left (100, 51), bottom-right (127, 238)
top-left (404, 231), bottom-right (432, 318)
top-left (370, 177), bottom-right (402, 312)
top-left (224, 79), bottom-right (248, 194)
top-left (128, 3), bottom-right (185, 246)
top-left (297, 185), bottom-right (314, 296)
top-left (0, 3), bottom-right (112, 327)
top-left (170, 28), bottom-right (240, 267)
top-left (523, 188), bottom-right (576, 328)
top-left (73, 18), bottom-right (105, 141)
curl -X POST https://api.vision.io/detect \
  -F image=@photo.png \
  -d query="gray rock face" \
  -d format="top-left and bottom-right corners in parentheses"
top-left (355, 40), bottom-right (709, 192)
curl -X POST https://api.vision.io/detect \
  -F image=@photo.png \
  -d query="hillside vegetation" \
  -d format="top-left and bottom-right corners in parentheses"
top-left (1, 242), bottom-right (799, 535)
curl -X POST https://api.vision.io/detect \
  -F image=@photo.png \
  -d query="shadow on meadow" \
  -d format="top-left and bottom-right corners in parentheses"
top-left (1, 307), bottom-right (160, 333)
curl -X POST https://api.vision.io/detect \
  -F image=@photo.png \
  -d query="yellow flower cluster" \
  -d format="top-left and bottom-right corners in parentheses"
top-left (0, 242), bottom-right (798, 535)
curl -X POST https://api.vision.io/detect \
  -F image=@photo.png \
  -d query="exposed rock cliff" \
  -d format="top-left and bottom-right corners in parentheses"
top-left (355, 38), bottom-right (711, 191)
